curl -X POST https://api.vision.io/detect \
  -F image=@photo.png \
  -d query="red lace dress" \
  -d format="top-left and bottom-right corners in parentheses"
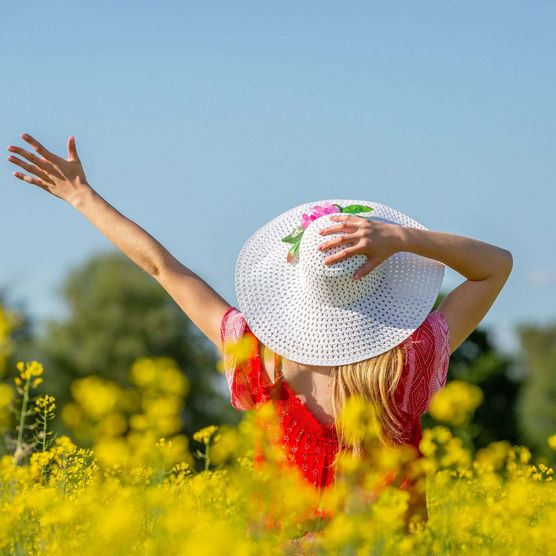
top-left (220, 306), bottom-right (450, 494)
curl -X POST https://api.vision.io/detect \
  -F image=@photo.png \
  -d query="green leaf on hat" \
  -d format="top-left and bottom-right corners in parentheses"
top-left (286, 241), bottom-right (301, 263)
top-left (340, 205), bottom-right (374, 214)
top-left (281, 225), bottom-right (305, 244)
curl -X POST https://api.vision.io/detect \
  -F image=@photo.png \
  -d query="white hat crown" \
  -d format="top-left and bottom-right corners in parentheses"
top-left (299, 215), bottom-right (382, 307)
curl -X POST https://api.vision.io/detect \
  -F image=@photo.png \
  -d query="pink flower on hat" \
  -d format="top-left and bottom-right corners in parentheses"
top-left (281, 202), bottom-right (373, 264)
top-left (300, 202), bottom-right (341, 229)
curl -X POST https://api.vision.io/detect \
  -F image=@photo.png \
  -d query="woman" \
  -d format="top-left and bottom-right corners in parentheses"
top-left (6, 133), bottom-right (513, 534)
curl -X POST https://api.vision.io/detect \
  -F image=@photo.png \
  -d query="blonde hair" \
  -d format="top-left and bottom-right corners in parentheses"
top-left (330, 342), bottom-right (408, 463)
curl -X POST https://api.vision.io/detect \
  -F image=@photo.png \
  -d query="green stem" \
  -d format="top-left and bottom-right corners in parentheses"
top-left (42, 410), bottom-right (47, 452)
top-left (41, 410), bottom-right (48, 485)
top-left (15, 376), bottom-right (30, 462)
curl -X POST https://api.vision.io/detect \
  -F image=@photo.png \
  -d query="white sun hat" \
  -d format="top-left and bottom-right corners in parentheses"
top-left (235, 199), bottom-right (445, 366)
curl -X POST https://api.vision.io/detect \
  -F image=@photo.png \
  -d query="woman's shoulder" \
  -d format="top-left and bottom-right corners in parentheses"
top-left (220, 306), bottom-right (263, 411)
top-left (408, 309), bottom-right (449, 341)
top-left (402, 310), bottom-right (450, 357)
top-left (220, 306), bottom-right (248, 342)
top-left (220, 306), bottom-right (260, 367)
top-left (396, 310), bottom-right (451, 417)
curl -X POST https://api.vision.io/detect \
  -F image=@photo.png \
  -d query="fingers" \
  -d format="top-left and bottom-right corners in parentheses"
top-left (20, 133), bottom-right (55, 161)
top-left (12, 171), bottom-right (51, 191)
top-left (7, 154), bottom-right (54, 185)
top-left (319, 214), bottom-right (367, 236)
top-left (7, 145), bottom-right (52, 172)
top-left (318, 230), bottom-right (361, 252)
top-left (67, 135), bottom-right (80, 161)
top-left (323, 245), bottom-right (361, 266)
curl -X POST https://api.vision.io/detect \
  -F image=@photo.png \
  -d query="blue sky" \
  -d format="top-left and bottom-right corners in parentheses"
top-left (1, 1), bottom-right (554, 355)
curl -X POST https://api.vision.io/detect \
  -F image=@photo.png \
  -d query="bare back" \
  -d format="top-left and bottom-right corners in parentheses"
top-left (261, 346), bottom-right (336, 426)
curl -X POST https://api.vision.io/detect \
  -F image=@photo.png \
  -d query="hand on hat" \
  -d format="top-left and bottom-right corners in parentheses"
top-left (7, 133), bottom-right (91, 206)
top-left (318, 214), bottom-right (404, 281)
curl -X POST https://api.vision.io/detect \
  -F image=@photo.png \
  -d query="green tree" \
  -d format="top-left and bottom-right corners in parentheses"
top-left (515, 323), bottom-right (556, 461)
top-left (29, 251), bottom-right (237, 438)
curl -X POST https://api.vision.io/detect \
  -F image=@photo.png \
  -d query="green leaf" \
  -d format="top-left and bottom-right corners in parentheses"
top-left (287, 241), bottom-right (301, 263)
top-left (281, 225), bottom-right (305, 244)
top-left (341, 205), bottom-right (374, 214)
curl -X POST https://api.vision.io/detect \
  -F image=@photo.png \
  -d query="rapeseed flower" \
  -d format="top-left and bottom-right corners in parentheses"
top-left (70, 376), bottom-right (122, 421)
top-left (193, 425), bottom-right (219, 445)
top-left (222, 334), bottom-right (258, 368)
top-left (429, 379), bottom-right (483, 426)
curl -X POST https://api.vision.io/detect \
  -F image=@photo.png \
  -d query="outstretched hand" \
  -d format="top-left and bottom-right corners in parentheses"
top-left (318, 213), bottom-right (404, 281)
top-left (6, 133), bottom-right (90, 205)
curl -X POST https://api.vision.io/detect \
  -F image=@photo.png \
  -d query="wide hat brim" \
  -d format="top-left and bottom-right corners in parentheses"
top-left (235, 199), bottom-right (444, 366)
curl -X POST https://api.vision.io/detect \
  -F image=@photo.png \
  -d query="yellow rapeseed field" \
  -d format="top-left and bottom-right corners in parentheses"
top-left (0, 305), bottom-right (555, 555)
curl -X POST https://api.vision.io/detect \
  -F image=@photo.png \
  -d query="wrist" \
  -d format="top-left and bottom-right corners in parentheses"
top-left (396, 225), bottom-right (430, 253)
top-left (393, 224), bottom-right (411, 252)
top-left (68, 183), bottom-right (95, 210)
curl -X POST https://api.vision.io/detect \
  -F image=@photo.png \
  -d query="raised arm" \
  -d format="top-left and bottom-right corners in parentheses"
top-left (318, 213), bottom-right (513, 354)
top-left (396, 226), bottom-right (513, 353)
top-left (401, 228), bottom-right (513, 352)
top-left (6, 133), bottom-right (232, 351)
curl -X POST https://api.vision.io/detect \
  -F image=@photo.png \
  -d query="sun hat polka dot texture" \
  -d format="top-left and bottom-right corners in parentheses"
top-left (235, 199), bottom-right (445, 366)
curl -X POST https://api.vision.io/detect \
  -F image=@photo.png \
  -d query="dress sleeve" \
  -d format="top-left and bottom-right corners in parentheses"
top-left (396, 310), bottom-right (451, 417)
top-left (220, 306), bottom-right (259, 411)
